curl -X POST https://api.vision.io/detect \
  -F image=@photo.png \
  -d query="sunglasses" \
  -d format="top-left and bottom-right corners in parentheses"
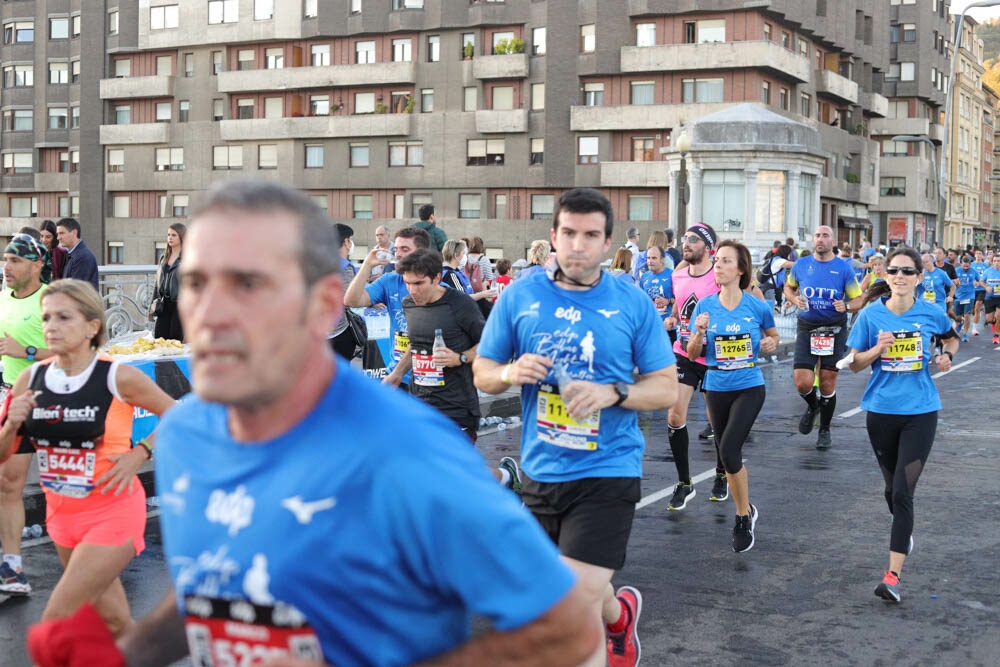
top-left (681, 235), bottom-right (703, 244)
top-left (885, 266), bottom-right (919, 276)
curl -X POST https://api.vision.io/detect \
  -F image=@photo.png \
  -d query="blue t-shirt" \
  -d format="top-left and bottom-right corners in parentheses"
top-left (982, 267), bottom-right (1000, 298)
top-left (478, 270), bottom-right (676, 482)
top-left (786, 255), bottom-right (862, 324)
top-left (639, 267), bottom-right (674, 320)
top-left (365, 272), bottom-right (412, 383)
top-left (971, 261), bottom-right (989, 291)
top-left (846, 299), bottom-right (953, 415)
top-left (155, 360), bottom-right (574, 667)
top-left (692, 293), bottom-right (775, 392)
top-left (953, 266), bottom-right (977, 303)
top-left (918, 267), bottom-right (953, 308)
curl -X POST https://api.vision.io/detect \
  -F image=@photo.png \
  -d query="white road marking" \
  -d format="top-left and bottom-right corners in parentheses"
top-left (637, 466), bottom-right (719, 510)
top-left (839, 407), bottom-right (864, 419)
top-left (932, 356), bottom-right (979, 378)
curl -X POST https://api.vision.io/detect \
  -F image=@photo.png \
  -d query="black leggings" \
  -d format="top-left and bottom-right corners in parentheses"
top-left (865, 411), bottom-right (937, 555)
top-left (704, 385), bottom-right (766, 475)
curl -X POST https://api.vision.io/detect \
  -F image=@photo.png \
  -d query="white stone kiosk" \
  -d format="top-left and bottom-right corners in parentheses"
top-left (667, 104), bottom-right (827, 258)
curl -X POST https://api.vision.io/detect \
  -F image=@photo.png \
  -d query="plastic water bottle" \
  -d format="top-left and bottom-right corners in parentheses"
top-left (433, 328), bottom-right (446, 351)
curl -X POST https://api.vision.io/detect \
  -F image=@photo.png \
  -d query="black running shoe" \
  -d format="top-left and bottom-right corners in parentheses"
top-left (798, 405), bottom-right (819, 435)
top-left (710, 473), bottom-right (729, 502)
top-left (667, 483), bottom-right (696, 510)
top-left (732, 504), bottom-right (758, 553)
top-left (816, 428), bottom-right (832, 450)
top-left (698, 425), bottom-right (714, 440)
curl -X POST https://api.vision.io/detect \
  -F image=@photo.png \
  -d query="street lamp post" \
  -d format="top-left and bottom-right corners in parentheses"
top-left (676, 130), bottom-right (692, 234)
top-left (891, 134), bottom-right (941, 247)
top-left (942, 0), bottom-right (1000, 248)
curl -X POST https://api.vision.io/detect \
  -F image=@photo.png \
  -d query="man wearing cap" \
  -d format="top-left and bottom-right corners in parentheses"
top-left (0, 234), bottom-right (53, 595)
top-left (663, 223), bottom-right (730, 509)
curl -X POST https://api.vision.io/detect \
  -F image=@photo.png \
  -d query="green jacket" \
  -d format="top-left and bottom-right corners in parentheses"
top-left (414, 220), bottom-right (448, 252)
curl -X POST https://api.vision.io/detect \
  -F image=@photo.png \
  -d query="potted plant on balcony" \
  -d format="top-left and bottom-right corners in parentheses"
top-left (494, 39), bottom-right (509, 55)
top-left (508, 37), bottom-right (525, 54)
top-left (404, 95), bottom-right (415, 113)
top-left (463, 43), bottom-right (474, 60)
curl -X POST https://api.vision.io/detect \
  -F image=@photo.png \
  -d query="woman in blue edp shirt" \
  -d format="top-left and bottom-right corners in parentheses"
top-left (688, 241), bottom-right (779, 554)
top-left (846, 247), bottom-right (959, 604)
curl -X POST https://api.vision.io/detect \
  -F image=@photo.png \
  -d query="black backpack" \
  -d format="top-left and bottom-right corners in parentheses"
top-left (756, 253), bottom-right (776, 288)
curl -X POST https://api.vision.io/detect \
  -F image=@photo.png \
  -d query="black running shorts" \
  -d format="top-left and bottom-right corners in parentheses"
top-left (521, 476), bottom-right (641, 571)
top-left (793, 319), bottom-right (848, 371)
top-left (676, 355), bottom-right (708, 391)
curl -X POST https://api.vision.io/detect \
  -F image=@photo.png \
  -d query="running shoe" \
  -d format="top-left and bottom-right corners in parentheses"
top-left (798, 405), bottom-right (820, 435)
top-left (498, 457), bottom-right (522, 495)
top-left (875, 570), bottom-right (901, 603)
top-left (962, 333), bottom-right (969, 343)
top-left (0, 562), bottom-right (31, 595)
top-left (607, 586), bottom-right (642, 667)
top-left (972, 325), bottom-right (980, 336)
top-left (993, 335), bottom-right (999, 345)
top-left (816, 428), bottom-right (832, 450)
top-left (667, 482), bottom-right (696, 510)
top-left (710, 473), bottom-right (729, 502)
top-left (732, 504), bottom-right (758, 553)
top-left (698, 425), bottom-right (714, 440)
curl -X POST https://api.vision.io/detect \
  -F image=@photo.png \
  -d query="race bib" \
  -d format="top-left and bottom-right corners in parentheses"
top-left (392, 332), bottom-right (410, 363)
top-left (535, 383), bottom-right (600, 451)
top-left (412, 352), bottom-right (444, 387)
top-left (809, 331), bottom-right (835, 356)
top-left (714, 333), bottom-right (754, 370)
top-left (880, 330), bottom-right (923, 372)
top-left (989, 279), bottom-right (1000, 295)
top-left (923, 289), bottom-right (936, 303)
top-left (184, 596), bottom-right (322, 667)
top-left (35, 440), bottom-right (97, 498)
top-left (960, 299), bottom-right (971, 305)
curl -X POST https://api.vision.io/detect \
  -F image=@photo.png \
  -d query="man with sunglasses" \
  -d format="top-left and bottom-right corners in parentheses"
top-left (0, 234), bottom-right (53, 595)
top-left (784, 225), bottom-right (863, 450)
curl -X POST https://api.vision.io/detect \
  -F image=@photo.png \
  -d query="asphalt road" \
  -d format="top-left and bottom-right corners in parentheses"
top-left (1, 335), bottom-right (998, 666)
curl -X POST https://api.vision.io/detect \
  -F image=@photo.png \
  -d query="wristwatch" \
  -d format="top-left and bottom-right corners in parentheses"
top-left (613, 381), bottom-right (630, 407)
top-left (459, 353), bottom-right (469, 364)
top-left (24, 346), bottom-right (36, 362)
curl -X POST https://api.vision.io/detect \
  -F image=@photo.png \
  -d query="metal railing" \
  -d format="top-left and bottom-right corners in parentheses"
top-left (98, 265), bottom-right (158, 341)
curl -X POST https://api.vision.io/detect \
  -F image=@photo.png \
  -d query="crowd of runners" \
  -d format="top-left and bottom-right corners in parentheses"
top-left (0, 179), bottom-right (993, 666)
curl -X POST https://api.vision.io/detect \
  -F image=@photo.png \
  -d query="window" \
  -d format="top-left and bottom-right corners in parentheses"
top-left (411, 193), bottom-right (432, 218)
top-left (108, 10), bottom-right (119, 34)
top-left (356, 41), bottom-right (375, 64)
top-left (463, 87), bottom-right (477, 111)
top-left (900, 62), bottom-right (915, 82)
top-left (761, 81), bottom-right (770, 105)
top-left (681, 78), bottom-right (723, 103)
top-left (531, 83), bottom-right (545, 110)
top-left (213, 99), bottom-right (224, 120)
top-left (492, 86), bottom-right (514, 110)
top-left (779, 87), bottom-right (788, 111)
top-left (212, 50), bottom-right (224, 74)
top-left (353, 195), bottom-right (374, 219)
top-left (265, 48), bottom-right (284, 69)
top-left (781, 32), bottom-right (790, 49)
top-left (880, 177), bottom-right (905, 196)
top-left (580, 24), bottom-right (595, 53)
top-left (427, 35), bottom-right (440, 62)
top-left (115, 58), bottom-right (131, 77)
top-left (903, 23), bottom-right (916, 42)
top-left (50, 18), bottom-right (69, 40)
top-left (237, 99), bottom-right (254, 119)
top-left (183, 53), bottom-right (194, 76)
top-left (702, 170), bottom-right (745, 229)
top-left (696, 19), bottom-right (725, 43)
top-left (392, 0), bottom-right (423, 7)
top-left (208, 0), bottom-right (238, 24)
top-left (155, 148), bottom-right (184, 171)
top-left (630, 81), bottom-right (654, 105)
top-left (533, 27), bottom-right (546, 55)
top-left (311, 44), bottom-right (330, 67)
top-left (2, 153), bottom-right (33, 174)
top-left (886, 63), bottom-right (899, 81)
top-left (354, 92), bottom-right (375, 114)
top-left (70, 14), bottom-right (81, 36)
top-left (307, 0), bottom-right (320, 17)
top-left (389, 141), bottom-right (423, 166)
top-left (492, 31), bottom-right (514, 54)
top-left (59, 151), bottom-right (70, 172)
top-left (305, 145), bottom-right (324, 168)
top-left (71, 106), bottom-right (80, 128)
top-left (150, 5), bottom-right (179, 30)
top-left (3, 65), bottom-right (33, 88)
top-left (108, 149), bottom-right (125, 172)
top-left (798, 39), bottom-right (808, 57)
top-left (258, 144), bottom-right (277, 169)
top-left (578, 136), bottom-right (599, 164)
top-left (71, 60), bottom-right (80, 83)
top-left (213, 145), bottom-right (243, 170)
top-left (636, 23), bottom-right (655, 47)
top-left (421, 88), bottom-right (434, 112)
top-left (628, 196), bottom-right (653, 221)
top-left (115, 105), bottom-right (130, 124)
top-left (263, 97), bottom-right (282, 119)
top-left (173, 195), bottom-right (189, 217)
top-left (179, 100), bottom-right (190, 122)
top-left (763, 23), bottom-right (771, 42)
top-left (112, 195), bottom-right (130, 217)
top-left (684, 22), bottom-right (696, 44)
top-left (800, 93), bottom-right (810, 117)
top-left (459, 194), bottom-right (482, 219)
top-left (58, 196), bottom-right (72, 217)
top-left (467, 139), bottom-right (505, 166)
top-left (310, 95), bottom-right (329, 115)
top-left (156, 102), bottom-right (172, 122)
top-left (9, 197), bottom-right (37, 217)
top-left (156, 55), bottom-right (172, 75)
top-left (495, 194), bottom-right (507, 219)
top-left (584, 83), bottom-right (604, 106)
top-left (309, 195), bottom-right (327, 214)
top-left (462, 33), bottom-right (475, 59)
top-left (4, 109), bottom-right (33, 131)
top-left (4, 21), bottom-right (34, 44)
top-left (530, 137), bottom-right (544, 165)
top-left (531, 195), bottom-right (554, 220)
top-left (632, 137), bottom-right (654, 161)
top-left (392, 38), bottom-right (412, 62)
top-left (350, 143), bottom-right (370, 167)
top-left (49, 62), bottom-right (69, 84)
top-left (254, 0), bottom-right (274, 20)
top-left (107, 242), bottom-right (125, 264)
top-left (238, 49), bottom-right (255, 71)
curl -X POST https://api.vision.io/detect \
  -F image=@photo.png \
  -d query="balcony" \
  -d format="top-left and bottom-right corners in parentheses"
top-left (599, 161), bottom-right (670, 187)
top-left (472, 54), bottom-right (529, 80)
top-left (814, 69), bottom-right (859, 105)
top-left (219, 114), bottom-right (412, 141)
top-left (571, 102), bottom-right (729, 131)
top-left (100, 75), bottom-right (175, 100)
top-left (0, 217), bottom-right (37, 235)
top-left (217, 62), bottom-right (416, 93)
top-left (860, 91), bottom-right (889, 118)
top-left (34, 172), bottom-right (76, 192)
top-left (475, 109), bottom-right (527, 133)
top-left (99, 123), bottom-right (169, 145)
top-left (869, 117), bottom-right (945, 143)
top-left (621, 41), bottom-right (811, 83)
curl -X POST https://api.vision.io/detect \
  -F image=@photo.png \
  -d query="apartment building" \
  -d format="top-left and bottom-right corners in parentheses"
top-left (1, 0), bottom-right (890, 263)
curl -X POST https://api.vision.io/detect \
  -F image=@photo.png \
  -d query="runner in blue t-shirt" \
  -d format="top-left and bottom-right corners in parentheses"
top-left (638, 245), bottom-right (674, 346)
top-left (475, 188), bottom-right (678, 666)
top-left (970, 250), bottom-right (990, 335)
top-left (783, 225), bottom-right (863, 450)
top-left (978, 254), bottom-right (1000, 344)
top-left (917, 253), bottom-right (954, 311)
top-left (952, 256), bottom-right (978, 341)
top-left (688, 241), bottom-right (778, 553)
top-left (93, 183), bottom-right (597, 667)
top-left (345, 227), bottom-right (431, 388)
top-left (845, 247), bottom-right (958, 604)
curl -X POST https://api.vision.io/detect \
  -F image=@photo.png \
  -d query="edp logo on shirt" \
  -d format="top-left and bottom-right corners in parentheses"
top-left (555, 306), bottom-right (582, 325)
